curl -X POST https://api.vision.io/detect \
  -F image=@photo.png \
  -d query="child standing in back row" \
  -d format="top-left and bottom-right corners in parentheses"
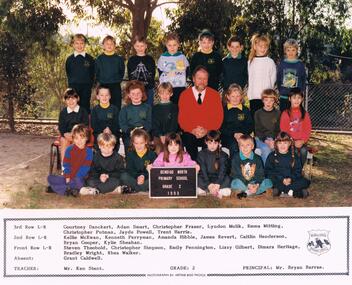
top-left (190, 29), bottom-right (222, 91)
top-left (95, 35), bottom-right (125, 110)
top-left (277, 39), bottom-right (307, 111)
top-left (127, 35), bottom-right (156, 106)
top-left (222, 36), bottom-right (248, 91)
top-left (157, 32), bottom-right (189, 105)
top-left (65, 34), bottom-right (95, 113)
top-left (247, 34), bottom-right (276, 118)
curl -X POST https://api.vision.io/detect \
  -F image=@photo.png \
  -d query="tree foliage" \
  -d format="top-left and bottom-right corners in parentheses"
top-left (66, 0), bottom-right (178, 45)
top-left (168, 0), bottom-right (351, 82)
top-left (0, 0), bottom-right (65, 131)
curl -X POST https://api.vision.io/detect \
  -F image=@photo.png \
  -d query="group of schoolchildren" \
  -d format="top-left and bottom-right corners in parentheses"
top-left (47, 29), bottom-right (311, 200)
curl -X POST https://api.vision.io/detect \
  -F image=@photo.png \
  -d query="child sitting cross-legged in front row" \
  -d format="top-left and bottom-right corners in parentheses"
top-left (47, 124), bottom-right (93, 196)
top-left (120, 129), bottom-right (156, 193)
top-left (230, 134), bottom-right (272, 199)
top-left (265, 132), bottom-right (310, 198)
top-left (81, 133), bottom-right (125, 195)
top-left (152, 132), bottom-right (198, 168)
top-left (197, 130), bottom-right (231, 198)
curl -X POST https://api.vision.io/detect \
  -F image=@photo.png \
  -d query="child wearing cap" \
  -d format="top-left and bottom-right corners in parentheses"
top-left (58, 88), bottom-right (89, 165)
top-left (190, 29), bottom-right (222, 91)
top-left (254, 89), bottom-right (281, 164)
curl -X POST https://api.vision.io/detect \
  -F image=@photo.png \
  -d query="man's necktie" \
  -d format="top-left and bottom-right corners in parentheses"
top-left (197, 93), bottom-right (202, 105)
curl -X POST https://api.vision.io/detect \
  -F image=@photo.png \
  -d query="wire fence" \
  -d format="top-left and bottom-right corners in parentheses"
top-left (307, 83), bottom-right (352, 132)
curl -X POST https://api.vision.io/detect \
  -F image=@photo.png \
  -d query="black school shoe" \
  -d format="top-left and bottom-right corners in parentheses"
top-left (237, 192), bottom-right (247, 199)
top-left (64, 186), bottom-right (79, 198)
top-left (293, 189), bottom-right (309, 199)
top-left (121, 185), bottom-right (137, 194)
top-left (272, 188), bottom-right (280, 197)
top-left (46, 186), bottom-right (55, 193)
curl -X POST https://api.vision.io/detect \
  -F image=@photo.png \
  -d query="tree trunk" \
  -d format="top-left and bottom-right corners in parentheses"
top-left (8, 97), bottom-right (15, 133)
top-left (6, 80), bottom-right (15, 133)
top-left (131, 0), bottom-right (154, 39)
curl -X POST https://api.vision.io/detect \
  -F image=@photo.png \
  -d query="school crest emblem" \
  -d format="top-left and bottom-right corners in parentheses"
top-left (208, 58), bottom-right (215, 65)
top-left (241, 162), bottom-right (256, 181)
top-left (307, 230), bottom-right (331, 255)
top-left (237, 113), bottom-right (245, 121)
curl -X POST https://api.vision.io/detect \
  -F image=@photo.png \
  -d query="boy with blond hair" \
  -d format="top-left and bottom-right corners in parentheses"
top-left (157, 32), bottom-right (189, 104)
top-left (95, 35), bottom-right (125, 110)
top-left (277, 39), bottom-right (306, 111)
top-left (65, 34), bottom-right (95, 113)
top-left (230, 135), bottom-right (272, 198)
top-left (82, 133), bottom-right (125, 195)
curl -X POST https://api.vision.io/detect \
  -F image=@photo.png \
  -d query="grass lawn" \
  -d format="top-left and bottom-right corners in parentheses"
top-left (7, 132), bottom-right (352, 209)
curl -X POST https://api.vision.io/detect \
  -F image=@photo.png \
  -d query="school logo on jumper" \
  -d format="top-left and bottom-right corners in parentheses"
top-left (241, 162), bottom-right (256, 181)
top-left (208, 58), bottom-right (215, 65)
top-left (307, 230), bottom-right (331, 255)
top-left (237, 114), bottom-right (245, 121)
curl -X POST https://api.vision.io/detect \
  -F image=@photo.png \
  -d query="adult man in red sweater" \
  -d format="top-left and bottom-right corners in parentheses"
top-left (178, 65), bottom-right (223, 160)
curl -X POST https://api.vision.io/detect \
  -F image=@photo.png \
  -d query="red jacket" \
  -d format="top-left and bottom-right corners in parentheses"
top-left (178, 87), bottom-right (223, 133)
top-left (280, 107), bottom-right (311, 142)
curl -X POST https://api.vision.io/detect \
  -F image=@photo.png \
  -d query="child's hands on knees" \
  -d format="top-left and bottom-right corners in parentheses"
top-left (100, 174), bottom-right (109, 183)
top-left (248, 183), bottom-right (259, 194)
top-left (137, 175), bottom-right (145, 185)
top-left (283, 178), bottom-right (292, 186)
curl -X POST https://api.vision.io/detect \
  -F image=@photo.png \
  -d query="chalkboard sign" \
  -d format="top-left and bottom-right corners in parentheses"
top-left (149, 167), bottom-right (197, 198)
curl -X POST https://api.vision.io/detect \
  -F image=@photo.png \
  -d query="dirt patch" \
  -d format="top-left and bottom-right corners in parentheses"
top-left (1, 131), bottom-right (352, 209)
